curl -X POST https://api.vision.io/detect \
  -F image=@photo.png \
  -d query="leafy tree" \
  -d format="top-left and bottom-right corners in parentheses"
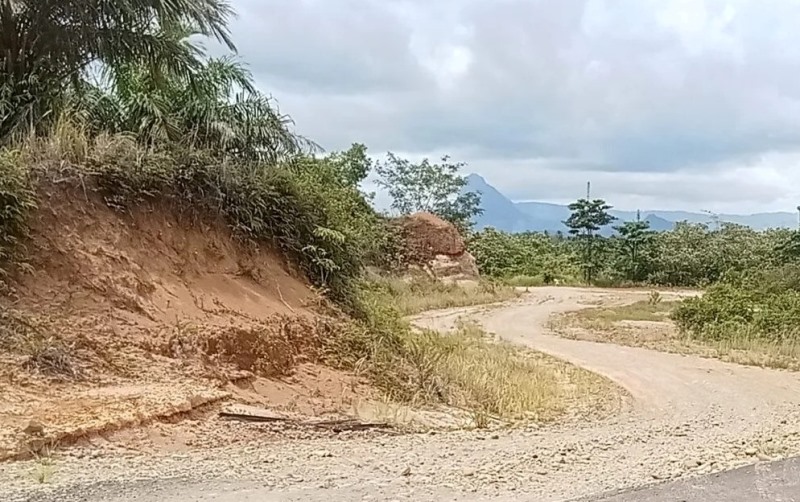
top-left (564, 197), bottom-right (615, 283)
top-left (614, 211), bottom-right (655, 281)
top-left (324, 143), bottom-right (373, 188)
top-left (468, 229), bottom-right (581, 282)
top-left (375, 153), bottom-right (482, 232)
top-left (0, 0), bottom-right (237, 142)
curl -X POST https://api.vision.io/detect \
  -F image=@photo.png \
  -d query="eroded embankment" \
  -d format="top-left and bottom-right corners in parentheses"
top-left (0, 187), bottom-right (361, 459)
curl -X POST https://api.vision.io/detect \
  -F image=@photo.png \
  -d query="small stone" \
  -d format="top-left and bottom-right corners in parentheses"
top-left (463, 469), bottom-right (475, 477)
top-left (314, 450), bottom-right (333, 458)
top-left (23, 421), bottom-right (45, 436)
top-left (744, 448), bottom-right (758, 456)
top-left (536, 469), bottom-right (548, 476)
top-left (757, 453), bottom-right (771, 462)
top-left (401, 466), bottom-right (412, 477)
top-left (490, 434), bottom-right (499, 440)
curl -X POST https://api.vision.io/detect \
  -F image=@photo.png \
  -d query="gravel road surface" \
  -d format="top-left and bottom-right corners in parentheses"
top-left (5, 287), bottom-right (800, 502)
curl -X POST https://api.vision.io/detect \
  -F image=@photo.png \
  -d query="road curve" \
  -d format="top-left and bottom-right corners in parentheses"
top-left (413, 287), bottom-right (800, 422)
top-left (6, 287), bottom-right (800, 502)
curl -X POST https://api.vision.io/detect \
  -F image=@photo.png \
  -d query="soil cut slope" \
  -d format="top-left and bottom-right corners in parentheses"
top-left (0, 187), bottom-right (364, 460)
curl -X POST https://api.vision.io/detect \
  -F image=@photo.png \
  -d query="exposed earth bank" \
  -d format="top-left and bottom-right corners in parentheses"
top-left (6, 287), bottom-right (800, 501)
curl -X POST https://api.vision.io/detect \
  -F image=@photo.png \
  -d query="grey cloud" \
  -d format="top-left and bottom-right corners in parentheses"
top-left (230, 0), bottom-right (430, 94)
top-left (226, 0), bottom-right (800, 210)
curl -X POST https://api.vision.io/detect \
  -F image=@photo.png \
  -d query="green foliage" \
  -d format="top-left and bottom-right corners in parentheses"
top-left (564, 197), bottom-right (616, 283)
top-left (673, 265), bottom-right (800, 343)
top-left (613, 212), bottom-right (656, 282)
top-left (69, 54), bottom-right (315, 162)
top-left (470, 216), bottom-right (796, 290)
top-left (0, 0), bottom-right (235, 142)
top-left (375, 153), bottom-right (482, 233)
top-left (646, 222), bottom-right (785, 287)
top-left (774, 231), bottom-right (800, 263)
top-left (468, 228), bottom-right (581, 284)
top-left (0, 150), bottom-right (36, 278)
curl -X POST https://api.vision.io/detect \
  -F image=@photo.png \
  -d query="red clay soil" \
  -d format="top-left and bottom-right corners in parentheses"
top-left (0, 187), bottom-right (366, 460)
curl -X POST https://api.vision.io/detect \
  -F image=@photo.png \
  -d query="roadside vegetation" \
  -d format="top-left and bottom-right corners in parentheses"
top-left (469, 184), bottom-right (800, 370)
top-left (362, 276), bottom-right (518, 316)
top-left (5, 0), bottom-right (800, 429)
top-left (0, 0), bottom-right (598, 425)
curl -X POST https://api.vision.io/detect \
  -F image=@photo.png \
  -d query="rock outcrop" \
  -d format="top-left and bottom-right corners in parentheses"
top-left (394, 212), bottom-right (479, 280)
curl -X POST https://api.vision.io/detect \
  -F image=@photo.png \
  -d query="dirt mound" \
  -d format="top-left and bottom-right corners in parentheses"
top-left (396, 212), bottom-right (466, 259)
top-left (0, 185), bottom-right (365, 459)
top-left (394, 212), bottom-right (478, 280)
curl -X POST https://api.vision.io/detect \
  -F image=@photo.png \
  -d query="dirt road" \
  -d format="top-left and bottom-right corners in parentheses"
top-left (7, 287), bottom-right (800, 502)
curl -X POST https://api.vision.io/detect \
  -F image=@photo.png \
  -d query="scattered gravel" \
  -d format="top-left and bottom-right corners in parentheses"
top-left (4, 287), bottom-right (800, 502)
top-left (5, 410), bottom-right (800, 502)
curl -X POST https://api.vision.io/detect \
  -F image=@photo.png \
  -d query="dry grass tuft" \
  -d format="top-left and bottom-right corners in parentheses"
top-left (0, 309), bottom-right (80, 378)
top-left (328, 299), bottom-right (618, 423)
top-left (405, 320), bottom-right (566, 420)
top-left (364, 276), bottom-right (519, 316)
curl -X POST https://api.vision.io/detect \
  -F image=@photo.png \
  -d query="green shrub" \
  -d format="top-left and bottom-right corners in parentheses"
top-left (468, 229), bottom-right (581, 283)
top-left (672, 266), bottom-right (800, 343)
top-left (0, 150), bottom-right (36, 279)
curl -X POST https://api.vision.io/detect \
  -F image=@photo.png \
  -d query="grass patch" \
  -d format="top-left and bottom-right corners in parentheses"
top-left (551, 295), bottom-right (800, 372)
top-left (327, 288), bottom-right (617, 422)
top-left (576, 299), bottom-right (678, 324)
top-left (363, 275), bottom-right (519, 316)
top-left (407, 320), bottom-right (564, 420)
top-left (700, 328), bottom-right (800, 370)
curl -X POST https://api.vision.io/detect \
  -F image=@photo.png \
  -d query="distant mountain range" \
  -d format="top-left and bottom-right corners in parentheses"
top-left (465, 173), bottom-right (799, 234)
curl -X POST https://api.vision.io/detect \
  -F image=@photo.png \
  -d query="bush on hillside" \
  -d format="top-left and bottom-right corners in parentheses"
top-left (1, 136), bottom-right (387, 312)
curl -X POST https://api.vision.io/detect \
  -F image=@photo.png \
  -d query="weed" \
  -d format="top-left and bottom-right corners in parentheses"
top-left (648, 290), bottom-right (662, 305)
top-left (32, 458), bottom-right (55, 484)
top-left (27, 440), bottom-right (58, 484)
top-left (23, 340), bottom-right (79, 378)
top-left (0, 150), bottom-right (37, 280)
top-left (470, 407), bottom-right (491, 429)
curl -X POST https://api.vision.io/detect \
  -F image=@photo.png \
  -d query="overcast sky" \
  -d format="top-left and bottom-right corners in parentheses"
top-left (226, 0), bottom-right (800, 213)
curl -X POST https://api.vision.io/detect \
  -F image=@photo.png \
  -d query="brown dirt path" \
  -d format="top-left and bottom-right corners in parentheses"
top-left (412, 287), bottom-right (800, 422)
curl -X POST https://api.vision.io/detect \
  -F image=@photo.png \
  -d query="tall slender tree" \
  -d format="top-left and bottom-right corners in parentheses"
top-left (564, 184), bottom-right (615, 283)
top-left (614, 210), bottom-right (655, 281)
